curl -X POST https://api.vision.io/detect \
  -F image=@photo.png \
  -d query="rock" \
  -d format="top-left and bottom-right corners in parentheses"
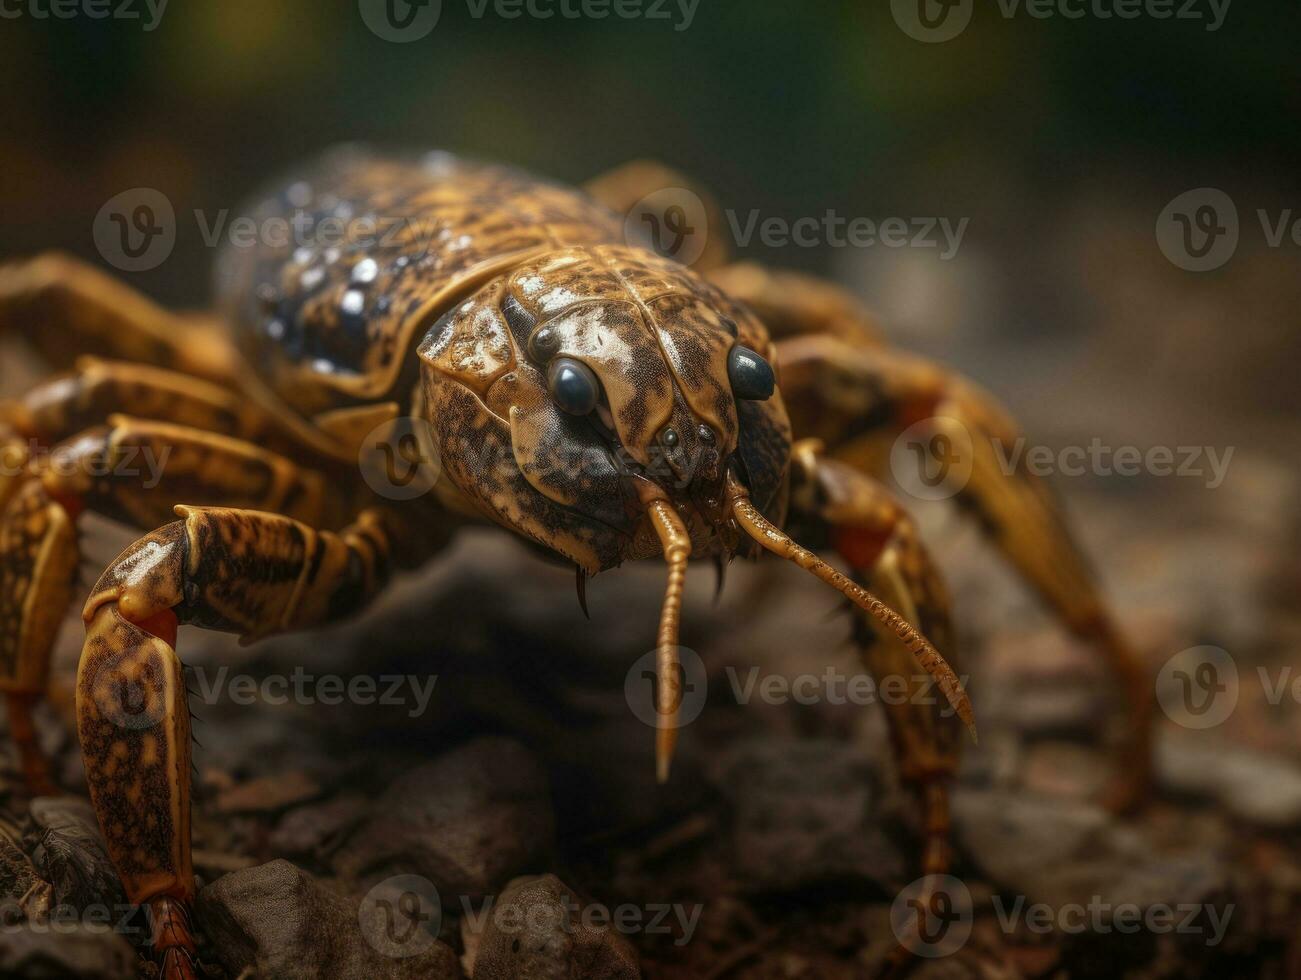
top-left (1157, 731), bottom-right (1301, 829)
top-left (29, 796), bottom-right (124, 913)
top-left (197, 859), bottom-right (461, 980)
top-left (955, 790), bottom-right (1234, 960)
top-left (713, 737), bottom-right (905, 892)
top-left (270, 794), bottom-right (370, 860)
top-left (216, 771), bottom-right (322, 814)
top-left (0, 924), bottom-right (136, 979)
top-left (333, 738), bottom-right (554, 902)
top-left (468, 874), bottom-right (639, 980)
top-left (1020, 743), bottom-right (1111, 800)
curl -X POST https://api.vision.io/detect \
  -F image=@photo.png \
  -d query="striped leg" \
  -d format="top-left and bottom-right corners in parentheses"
top-left (79, 507), bottom-right (394, 979)
top-left (0, 414), bottom-right (342, 793)
top-left (786, 441), bottom-right (962, 883)
top-left (774, 330), bottom-right (1153, 813)
top-left (0, 253), bottom-right (235, 382)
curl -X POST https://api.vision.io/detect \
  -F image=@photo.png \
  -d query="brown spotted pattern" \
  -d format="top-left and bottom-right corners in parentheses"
top-left (33, 420), bottom-right (340, 532)
top-left (77, 604), bottom-right (191, 903)
top-left (418, 239), bottom-right (791, 569)
top-left (77, 507), bottom-right (395, 910)
top-left (0, 481), bottom-right (78, 688)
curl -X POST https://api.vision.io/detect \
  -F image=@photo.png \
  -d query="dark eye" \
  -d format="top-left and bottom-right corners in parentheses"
top-left (728, 345), bottom-right (775, 401)
top-left (548, 357), bottom-right (600, 415)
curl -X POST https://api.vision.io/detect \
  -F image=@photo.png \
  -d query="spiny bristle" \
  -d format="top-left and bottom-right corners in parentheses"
top-left (727, 479), bottom-right (976, 742)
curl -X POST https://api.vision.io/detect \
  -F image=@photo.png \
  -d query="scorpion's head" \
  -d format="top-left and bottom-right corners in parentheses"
top-left (418, 245), bottom-right (792, 571)
top-left (418, 245), bottom-right (971, 777)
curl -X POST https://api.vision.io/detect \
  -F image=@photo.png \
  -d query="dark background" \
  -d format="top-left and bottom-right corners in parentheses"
top-left (1, 0), bottom-right (1297, 448)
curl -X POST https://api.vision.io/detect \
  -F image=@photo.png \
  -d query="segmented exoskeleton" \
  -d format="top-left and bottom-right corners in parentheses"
top-left (0, 149), bottom-right (1152, 978)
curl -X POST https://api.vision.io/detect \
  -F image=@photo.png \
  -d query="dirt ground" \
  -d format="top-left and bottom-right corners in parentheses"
top-left (0, 228), bottom-right (1298, 980)
top-left (0, 418), bottom-right (1297, 978)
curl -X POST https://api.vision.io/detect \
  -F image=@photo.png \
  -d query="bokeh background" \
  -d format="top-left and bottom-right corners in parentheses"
top-left (1, 0), bottom-right (1298, 444)
top-left (0, 2), bottom-right (1298, 978)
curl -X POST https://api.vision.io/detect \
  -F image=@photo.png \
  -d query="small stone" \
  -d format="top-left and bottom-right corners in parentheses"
top-left (713, 736), bottom-right (905, 892)
top-left (1157, 731), bottom-right (1301, 829)
top-left (0, 924), bottom-right (136, 979)
top-left (197, 859), bottom-right (461, 980)
top-left (469, 874), bottom-right (639, 980)
top-left (29, 796), bottom-right (124, 912)
top-left (955, 789), bottom-right (1234, 956)
top-left (270, 794), bottom-right (370, 860)
top-left (1020, 743), bottom-right (1111, 800)
top-left (216, 771), bottom-right (321, 815)
top-left (333, 738), bottom-right (554, 901)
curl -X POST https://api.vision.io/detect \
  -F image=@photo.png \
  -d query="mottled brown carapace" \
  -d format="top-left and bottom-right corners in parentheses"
top-left (0, 150), bottom-right (1153, 980)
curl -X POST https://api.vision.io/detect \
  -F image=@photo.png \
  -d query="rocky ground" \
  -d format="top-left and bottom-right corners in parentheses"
top-left (0, 434), bottom-right (1297, 979)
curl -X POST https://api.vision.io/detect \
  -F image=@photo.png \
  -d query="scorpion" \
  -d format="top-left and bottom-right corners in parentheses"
top-left (0, 149), bottom-right (1153, 977)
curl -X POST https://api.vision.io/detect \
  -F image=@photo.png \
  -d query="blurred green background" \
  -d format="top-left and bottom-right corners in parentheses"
top-left (1, 0), bottom-right (1297, 447)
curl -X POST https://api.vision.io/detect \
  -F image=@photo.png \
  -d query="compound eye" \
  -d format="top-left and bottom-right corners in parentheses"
top-left (728, 345), bottom-right (775, 401)
top-left (547, 357), bottom-right (600, 415)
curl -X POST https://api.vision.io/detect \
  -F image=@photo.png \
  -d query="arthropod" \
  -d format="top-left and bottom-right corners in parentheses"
top-left (0, 150), bottom-right (1152, 977)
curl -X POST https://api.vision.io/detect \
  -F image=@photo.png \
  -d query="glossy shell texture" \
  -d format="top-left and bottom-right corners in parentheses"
top-left (215, 148), bottom-right (623, 415)
top-left (215, 149), bottom-right (791, 571)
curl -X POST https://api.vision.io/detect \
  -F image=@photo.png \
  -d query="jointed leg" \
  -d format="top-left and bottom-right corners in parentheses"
top-left (775, 331), bottom-right (1153, 812)
top-left (0, 253), bottom-right (235, 382)
top-left (708, 262), bottom-right (886, 348)
top-left (785, 441), bottom-right (962, 881)
top-left (79, 506), bottom-right (394, 978)
top-left (0, 481), bottom-right (78, 795)
top-left (0, 411), bottom-right (343, 793)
